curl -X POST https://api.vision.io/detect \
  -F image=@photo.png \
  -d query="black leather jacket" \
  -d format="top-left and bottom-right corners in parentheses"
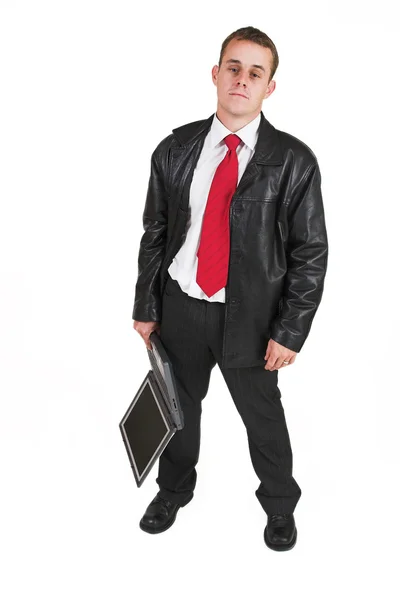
top-left (132, 111), bottom-right (329, 368)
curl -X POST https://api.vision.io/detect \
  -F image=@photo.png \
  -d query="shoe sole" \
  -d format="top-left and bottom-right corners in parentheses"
top-left (264, 526), bottom-right (297, 551)
top-left (139, 507), bottom-right (180, 534)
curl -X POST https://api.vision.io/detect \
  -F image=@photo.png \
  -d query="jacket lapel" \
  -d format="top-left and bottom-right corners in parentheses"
top-left (170, 110), bottom-right (283, 209)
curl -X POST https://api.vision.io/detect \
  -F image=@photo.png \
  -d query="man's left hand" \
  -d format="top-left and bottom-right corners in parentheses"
top-left (264, 338), bottom-right (297, 371)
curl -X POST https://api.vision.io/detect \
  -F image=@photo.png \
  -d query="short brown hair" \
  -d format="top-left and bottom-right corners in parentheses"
top-left (218, 26), bottom-right (279, 82)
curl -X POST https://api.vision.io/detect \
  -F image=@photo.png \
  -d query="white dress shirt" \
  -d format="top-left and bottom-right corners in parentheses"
top-left (167, 111), bottom-right (261, 303)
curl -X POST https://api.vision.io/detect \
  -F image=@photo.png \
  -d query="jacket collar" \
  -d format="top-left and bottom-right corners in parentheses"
top-left (172, 110), bottom-right (283, 165)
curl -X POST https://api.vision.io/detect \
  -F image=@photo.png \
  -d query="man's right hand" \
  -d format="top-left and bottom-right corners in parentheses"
top-left (133, 320), bottom-right (161, 350)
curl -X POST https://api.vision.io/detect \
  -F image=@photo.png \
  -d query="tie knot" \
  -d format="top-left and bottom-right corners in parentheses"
top-left (224, 134), bottom-right (241, 152)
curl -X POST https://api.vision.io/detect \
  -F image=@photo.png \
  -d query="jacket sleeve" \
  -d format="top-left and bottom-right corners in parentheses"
top-left (132, 147), bottom-right (168, 322)
top-left (270, 161), bottom-right (329, 352)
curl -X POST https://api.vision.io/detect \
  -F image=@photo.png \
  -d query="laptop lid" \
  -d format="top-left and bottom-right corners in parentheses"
top-left (119, 370), bottom-right (176, 487)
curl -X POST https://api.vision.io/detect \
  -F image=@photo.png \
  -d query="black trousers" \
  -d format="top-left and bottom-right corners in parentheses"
top-left (156, 273), bottom-right (302, 516)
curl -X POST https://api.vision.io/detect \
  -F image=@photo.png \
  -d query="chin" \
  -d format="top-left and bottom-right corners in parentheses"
top-left (229, 105), bottom-right (250, 116)
top-left (225, 98), bottom-right (244, 109)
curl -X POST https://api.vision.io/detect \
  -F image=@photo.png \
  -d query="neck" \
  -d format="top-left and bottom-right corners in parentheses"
top-left (215, 104), bottom-right (261, 132)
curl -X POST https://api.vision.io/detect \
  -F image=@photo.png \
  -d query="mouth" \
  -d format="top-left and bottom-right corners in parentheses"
top-left (229, 92), bottom-right (248, 99)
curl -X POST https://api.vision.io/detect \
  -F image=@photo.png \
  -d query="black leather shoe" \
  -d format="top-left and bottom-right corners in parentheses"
top-left (139, 493), bottom-right (182, 534)
top-left (264, 513), bottom-right (297, 551)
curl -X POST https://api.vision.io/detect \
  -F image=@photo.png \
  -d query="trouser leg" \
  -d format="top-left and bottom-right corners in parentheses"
top-left (218, 365), bottom-right (302, 515)
top-left (205, 300), bottom-right (302, 516)
top-left (156, 274), bottom-right (216, 507)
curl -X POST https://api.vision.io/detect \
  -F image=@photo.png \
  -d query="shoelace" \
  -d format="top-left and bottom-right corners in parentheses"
top-left (157, 495), bottom-right (174, 509)
top-left (270, 513), bottom-right (292, 522)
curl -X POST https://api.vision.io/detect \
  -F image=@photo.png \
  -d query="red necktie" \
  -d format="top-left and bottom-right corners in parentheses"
top-left (196, 134), bottom-right (241, 297)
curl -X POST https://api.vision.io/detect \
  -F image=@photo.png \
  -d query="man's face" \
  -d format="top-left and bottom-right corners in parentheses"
top-left (212, 39), bottom-right (276, 117)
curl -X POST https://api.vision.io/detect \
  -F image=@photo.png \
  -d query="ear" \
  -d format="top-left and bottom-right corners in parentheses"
top-left (264, 79), bottom-right (276, 99)
top-left (211, 65), bottom-right (219, 86)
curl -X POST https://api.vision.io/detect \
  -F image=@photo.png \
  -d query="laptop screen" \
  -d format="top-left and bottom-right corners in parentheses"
top-left (121, 375), bottom-right (171, 482)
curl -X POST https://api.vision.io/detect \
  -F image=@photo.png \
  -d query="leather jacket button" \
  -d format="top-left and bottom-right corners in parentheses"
top-left (230, 297), bottom-right (240, 305)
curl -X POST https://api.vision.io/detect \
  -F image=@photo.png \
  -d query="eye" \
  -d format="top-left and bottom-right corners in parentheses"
top-left (228, 67), bottom-right (260, 78)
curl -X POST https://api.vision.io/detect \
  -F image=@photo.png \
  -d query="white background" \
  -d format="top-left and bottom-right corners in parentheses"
top-left (1, 1), bottom-right (399, 598)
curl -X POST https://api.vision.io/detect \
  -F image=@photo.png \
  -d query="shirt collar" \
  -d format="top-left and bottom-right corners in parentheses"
top-left (208, 111), bottom-right (261, 151)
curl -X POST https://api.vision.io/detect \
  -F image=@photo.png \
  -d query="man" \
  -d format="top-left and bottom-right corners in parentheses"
top-left (132, 26), bottom-right (328, 551)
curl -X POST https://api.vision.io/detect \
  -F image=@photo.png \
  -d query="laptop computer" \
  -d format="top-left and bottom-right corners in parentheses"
top-left (146, 331), bottom-right (184, 430)
top-left (119, 331), bottom-right (184, 487)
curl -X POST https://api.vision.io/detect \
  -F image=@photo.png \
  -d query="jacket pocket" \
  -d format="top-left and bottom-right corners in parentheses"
top-left (240, 196), bottom-right (278, 203)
